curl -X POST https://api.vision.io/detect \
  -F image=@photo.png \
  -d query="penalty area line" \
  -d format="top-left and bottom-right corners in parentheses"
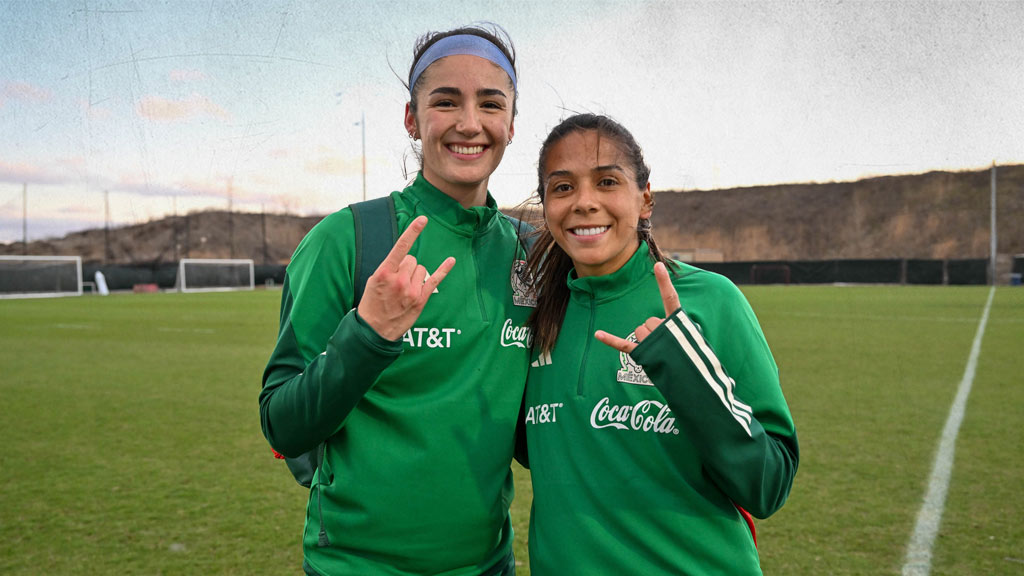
top-left (901, 286), bottom-right (995, 576)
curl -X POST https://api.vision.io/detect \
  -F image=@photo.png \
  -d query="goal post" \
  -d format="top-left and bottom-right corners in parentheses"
top-left (0, 255), bottom-right (83, 299)
top-left (177, 258), bottom-right (255, 293)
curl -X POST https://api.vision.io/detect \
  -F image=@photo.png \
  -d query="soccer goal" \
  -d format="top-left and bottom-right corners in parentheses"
top-left (177, 258), bottom-right (255, 293)
top-left (0, 255), bottom-right (83, 299)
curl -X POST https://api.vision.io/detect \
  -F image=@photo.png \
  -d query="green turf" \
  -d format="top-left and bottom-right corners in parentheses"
top-left (0, 285), bottom-right (1014, 575)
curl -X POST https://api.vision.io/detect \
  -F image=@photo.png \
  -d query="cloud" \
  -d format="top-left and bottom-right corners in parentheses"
top-left (2, 81), bottom-right (52, 102)
top-left (169, 69), bottom-right (207, 83)
top-left (0, 160), bottom-right (67, 186)
top-left (136, 93), bottom-right (229, 122)
top-left (305, 155), bottom-right (362, 175)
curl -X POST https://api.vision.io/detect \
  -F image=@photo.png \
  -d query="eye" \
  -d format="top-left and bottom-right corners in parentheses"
top-left (432, 99), bottom-right (456, 108)
top-left (547, 181), bottom-right (573, 196)
top-left (598, 176), bottom-right (619, 187)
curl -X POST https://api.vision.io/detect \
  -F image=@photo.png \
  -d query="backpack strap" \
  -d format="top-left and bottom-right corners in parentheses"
top-left (351, 194), bottom-right (398, 306)
top-left (279, 195), bottom-right (398, 490)
top-left (501, 213), bottom-right (536, 253)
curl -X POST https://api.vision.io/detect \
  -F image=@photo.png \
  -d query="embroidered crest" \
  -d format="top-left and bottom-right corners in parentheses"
top-left (511, 259), bottom-right (537, 307)
top-left (617, 333), bottom-right (652, 386)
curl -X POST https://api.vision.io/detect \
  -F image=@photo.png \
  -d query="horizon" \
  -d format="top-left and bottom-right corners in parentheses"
top-left (6, 161), bottom-right (1016, 246)
top-left (3, 1), bottom-right (1022, 243)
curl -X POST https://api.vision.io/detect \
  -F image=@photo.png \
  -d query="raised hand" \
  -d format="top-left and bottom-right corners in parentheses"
top-left (594, 262), bottom-right (680, 354)
top-left (356, 216), bottom-right (455, 341)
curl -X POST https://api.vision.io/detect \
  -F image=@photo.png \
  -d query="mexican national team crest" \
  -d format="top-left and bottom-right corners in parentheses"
top-left (511, 259), bottom-right (537, 307)
top-left (617, 333), bottom-right (652, 386)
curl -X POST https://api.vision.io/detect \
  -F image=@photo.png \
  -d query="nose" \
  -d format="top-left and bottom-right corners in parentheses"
top-left (573, 181), bottom-right (599, 213)
top-left (456, 106), bottom-right (481, 135)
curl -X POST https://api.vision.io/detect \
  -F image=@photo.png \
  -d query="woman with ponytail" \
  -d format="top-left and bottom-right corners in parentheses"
top-left (522, 113), bottom-right (799, 575)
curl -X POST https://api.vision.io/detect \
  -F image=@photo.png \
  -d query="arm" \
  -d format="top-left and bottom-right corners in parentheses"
top-left (259, 213), bottom-right (402, 457)
top-left (259, 213), bottom-right (455, 457)
top-left (630, 278), bottom-right (798, 518)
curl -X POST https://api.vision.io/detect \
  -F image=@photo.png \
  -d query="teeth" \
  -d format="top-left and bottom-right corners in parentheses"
top-left (572, 226), bottom-right (609, 237)
top-left (451, 145), bottom-right (484, 155)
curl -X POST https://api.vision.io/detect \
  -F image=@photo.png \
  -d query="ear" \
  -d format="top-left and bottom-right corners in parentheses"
top-left (404, 102), bottom-right (417, 138)
top-left (508, 119), bottom-right (515, 141)
top-left (639, 183), bottom-right (653, 219)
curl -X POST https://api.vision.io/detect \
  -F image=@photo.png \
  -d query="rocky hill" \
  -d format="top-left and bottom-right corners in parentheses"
top-left (2, 165), bottom-right (1021, 268)
top-left (651, 164), bottom-right (1024, 262)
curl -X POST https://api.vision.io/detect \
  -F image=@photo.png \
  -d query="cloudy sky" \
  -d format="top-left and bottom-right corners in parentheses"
top-left (1, 0), bottom-right (1021, 243)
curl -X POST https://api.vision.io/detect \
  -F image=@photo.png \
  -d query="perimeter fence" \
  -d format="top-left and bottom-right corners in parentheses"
top-left (698, 258), bottom-right (989, 285)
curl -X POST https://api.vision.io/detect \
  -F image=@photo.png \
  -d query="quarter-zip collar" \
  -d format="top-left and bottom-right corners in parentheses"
top-left (405, 171), bottom-right (499, 236)
top-left (567, 241), bottom-right (653, 305)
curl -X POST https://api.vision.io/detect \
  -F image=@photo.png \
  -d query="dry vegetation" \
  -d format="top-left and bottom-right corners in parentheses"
top-left (3, 165), bottom-right (1022, 266)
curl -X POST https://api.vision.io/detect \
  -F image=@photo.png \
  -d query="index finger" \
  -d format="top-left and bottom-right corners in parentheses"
top-left (654, 262), bottom-right (680, 317)
top-left (381, 216), bottom-right (427, 272)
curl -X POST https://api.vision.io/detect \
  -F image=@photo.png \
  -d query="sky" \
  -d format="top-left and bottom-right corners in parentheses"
top-left (1, 0), bottom-right (1022, 243)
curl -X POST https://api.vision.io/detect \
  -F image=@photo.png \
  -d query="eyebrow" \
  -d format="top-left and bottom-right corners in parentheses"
top-left (428, 86), bottom-right (508, 99)
top-left (545, 165), bottom-right (627, 181)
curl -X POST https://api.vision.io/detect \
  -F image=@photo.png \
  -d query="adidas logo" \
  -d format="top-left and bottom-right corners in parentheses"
top-left (531, 350), bottom-right (553, 367)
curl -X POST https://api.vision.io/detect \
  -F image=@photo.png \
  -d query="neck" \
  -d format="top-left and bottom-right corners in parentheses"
top-left (423, 174), bottom-right (489, 208)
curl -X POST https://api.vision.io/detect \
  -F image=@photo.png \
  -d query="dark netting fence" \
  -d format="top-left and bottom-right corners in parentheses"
top-left (699, 258), bottom-right (989, 285)
top-left (80, 263), bottom-right (287, 291)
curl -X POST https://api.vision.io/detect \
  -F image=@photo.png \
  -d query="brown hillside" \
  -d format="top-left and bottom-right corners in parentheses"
top-left (0, 212), bottom-right (323, 266)
top-left (2, 165), bottom-right (1021, 266)
top-left (652, 165), bottom-right (1024, 261)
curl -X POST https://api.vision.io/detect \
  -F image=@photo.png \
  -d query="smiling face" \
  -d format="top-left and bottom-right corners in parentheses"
top-left (541, 129), bottom-right (653, 278)
top-left (404, 54), bottom-right (515, 207)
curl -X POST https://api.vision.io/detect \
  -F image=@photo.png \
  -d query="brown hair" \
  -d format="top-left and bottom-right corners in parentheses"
top-left (404, 23), bottom-right (518, 117)
top-left (527, 113), bottom-right (678, 354)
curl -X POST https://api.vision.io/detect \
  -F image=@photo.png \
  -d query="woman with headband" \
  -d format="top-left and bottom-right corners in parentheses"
top-left (260, 24), bottom-right (531, 576)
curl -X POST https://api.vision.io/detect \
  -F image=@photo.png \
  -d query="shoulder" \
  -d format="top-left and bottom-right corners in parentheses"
top-left (670, 261), bottom-right (742, 298)
top-left (301, 207), bottom-right (355, 246)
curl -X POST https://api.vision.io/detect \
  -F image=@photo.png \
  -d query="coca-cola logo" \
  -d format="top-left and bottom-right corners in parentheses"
top-left (590, 396), bottom-right (678, 435)
top-left (500, 318), bottom-right (534, 348)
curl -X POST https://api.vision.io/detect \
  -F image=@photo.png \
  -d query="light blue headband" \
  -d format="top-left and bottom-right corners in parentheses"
top-left (409, 34), bottom-right (517, 95)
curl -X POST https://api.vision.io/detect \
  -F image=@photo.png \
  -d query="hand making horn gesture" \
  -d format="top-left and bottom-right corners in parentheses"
top-left (595, 262), bottom-right (680, 354)
top-left (357, 216), bottom-right (456, 341)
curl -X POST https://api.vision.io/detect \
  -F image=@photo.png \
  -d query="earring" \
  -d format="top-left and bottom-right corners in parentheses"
top-left (507, 138), bottom-right (513, 145)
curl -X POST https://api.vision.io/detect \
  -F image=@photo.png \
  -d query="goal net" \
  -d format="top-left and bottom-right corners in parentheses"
top-left (177, 258), bottom-right (255, 293)
top-left (0, 255), bottom-right (83, 299)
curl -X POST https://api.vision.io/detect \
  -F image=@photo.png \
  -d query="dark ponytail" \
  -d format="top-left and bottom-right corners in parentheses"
top-left (527, 114), bottom-right (677, 354)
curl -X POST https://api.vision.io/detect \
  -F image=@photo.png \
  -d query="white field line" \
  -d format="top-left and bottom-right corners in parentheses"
top-left (901, 286), bottom-right (996, 576)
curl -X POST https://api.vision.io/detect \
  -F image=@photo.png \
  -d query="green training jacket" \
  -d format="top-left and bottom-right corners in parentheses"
top-left (524, 243), bottom-right (798, 575)
top-left (260, 173), bottom-right (535, 575)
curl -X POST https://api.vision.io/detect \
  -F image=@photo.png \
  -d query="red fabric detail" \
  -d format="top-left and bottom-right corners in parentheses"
top-left (735, 505), bottom-right (757, 546)
top-left (271, 448), bottom-right (286, 460)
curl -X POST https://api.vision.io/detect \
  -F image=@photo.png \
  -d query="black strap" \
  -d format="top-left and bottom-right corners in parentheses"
top-left (501, 213), bottom-right (536, 252)
top-left (351, 195), bottom-right (398, 306)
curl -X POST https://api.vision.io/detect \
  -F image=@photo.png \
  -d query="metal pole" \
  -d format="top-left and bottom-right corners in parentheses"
top-left (361, 111), bottom-right (367, 201)
top-left (104, 190), bottom-right (111, 263)
top-left (990, 162), bottom-right (997, 285)
top-left (22, 183), bottom-right (27, 254)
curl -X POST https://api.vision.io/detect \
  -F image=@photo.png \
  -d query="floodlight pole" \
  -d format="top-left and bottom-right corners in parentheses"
top-left (990, 162), bottom-right (997, 286)
top-left (22, 183), bottom-right (27, 255)
top-left (104, 190), bottom-right (112, 263)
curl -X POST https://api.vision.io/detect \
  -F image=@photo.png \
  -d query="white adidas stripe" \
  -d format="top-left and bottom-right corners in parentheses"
top-left (665, 318), bottom-right (752, 437)
top-left (531, 350), bottom-right (552, 367)
top-left (673, 310), bottom-right (754, 422)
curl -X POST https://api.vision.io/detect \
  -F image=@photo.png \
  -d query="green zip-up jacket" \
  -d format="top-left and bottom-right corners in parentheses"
top-left (260, 174), bottom-right (535, 575)
top-left (525, 244), bottom-right (798, 575)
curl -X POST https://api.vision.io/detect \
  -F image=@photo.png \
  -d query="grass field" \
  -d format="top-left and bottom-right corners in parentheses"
top-left (1, 286), bottom-right (1021, 575)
